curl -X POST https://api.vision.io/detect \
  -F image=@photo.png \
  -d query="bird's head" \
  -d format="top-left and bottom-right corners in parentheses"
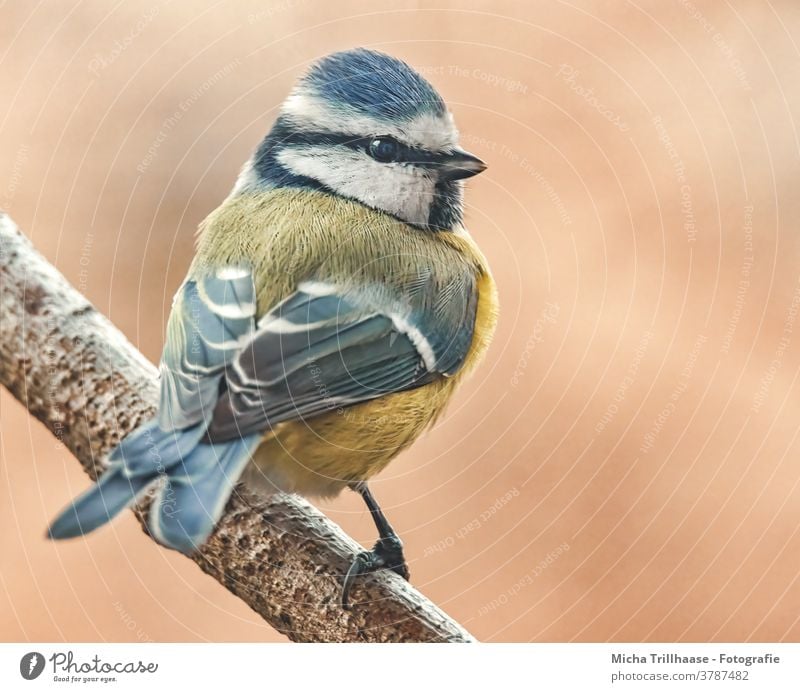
top-left (241, 48), bottom-right (486, 231)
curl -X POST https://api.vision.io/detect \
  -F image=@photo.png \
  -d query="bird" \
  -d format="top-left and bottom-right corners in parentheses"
top-left (48, 47), bottom-right (499, 608)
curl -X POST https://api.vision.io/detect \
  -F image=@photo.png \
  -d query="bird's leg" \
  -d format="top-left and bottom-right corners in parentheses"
top-left (341, 482), bottom-right (410, 609)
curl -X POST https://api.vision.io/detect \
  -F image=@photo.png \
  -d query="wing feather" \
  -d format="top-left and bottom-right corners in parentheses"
top-left (158, 267), bottom-right (477, 442)
top-left (157, 269), bottom-right (256, 430)
top-left (204, 279), bottom-right (470, 441)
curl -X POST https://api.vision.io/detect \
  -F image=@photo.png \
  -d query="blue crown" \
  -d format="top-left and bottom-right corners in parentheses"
top-left (301, 48), bottom-right (446, 121)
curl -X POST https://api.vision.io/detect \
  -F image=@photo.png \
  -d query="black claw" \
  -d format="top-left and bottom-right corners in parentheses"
top-left (341, 536), bottom-right (410, 610)
top-left (341, 552), bottom-right (373, 610)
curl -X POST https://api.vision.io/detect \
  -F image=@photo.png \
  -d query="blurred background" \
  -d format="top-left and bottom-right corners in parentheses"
top-left (2, 0), bottom-right (800, 643)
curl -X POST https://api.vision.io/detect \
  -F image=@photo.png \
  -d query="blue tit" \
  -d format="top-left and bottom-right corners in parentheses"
top-left (49, 48), bottom-right (498, 607)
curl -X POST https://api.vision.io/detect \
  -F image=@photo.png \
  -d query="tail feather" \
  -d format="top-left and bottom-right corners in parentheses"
top-left (149, 434), bottom-right (262, 554)
top-left (47, 467), bottom-right (153, 539)
top-left (48, 418), bottom-right (259, 553)
top-left (108, 419), bottom-right (206, 475)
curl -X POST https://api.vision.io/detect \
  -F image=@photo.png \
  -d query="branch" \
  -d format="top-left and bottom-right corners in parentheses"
top-left (0, 212), bottom-right (474, 643)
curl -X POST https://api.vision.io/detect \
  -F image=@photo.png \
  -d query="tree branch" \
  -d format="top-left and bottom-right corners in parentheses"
top-left (0, 212), bottom-right (474, 643)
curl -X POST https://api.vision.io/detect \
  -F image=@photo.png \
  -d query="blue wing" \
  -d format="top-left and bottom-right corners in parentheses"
top-left (157, 268), bottom-right (256, 430)
top-left (204, 276), bottom-right (477, 441)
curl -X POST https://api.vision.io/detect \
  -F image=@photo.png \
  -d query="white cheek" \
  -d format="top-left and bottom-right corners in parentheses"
top-left (277, 145), bottom-right (435, 226)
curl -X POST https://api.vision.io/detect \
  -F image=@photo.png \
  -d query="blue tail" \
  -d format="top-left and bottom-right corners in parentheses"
top-left (48, 419), bottom-right (261, 554)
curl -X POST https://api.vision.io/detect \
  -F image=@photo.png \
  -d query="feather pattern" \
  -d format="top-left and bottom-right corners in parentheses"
top-left (206, 282), bottom-right (441, 439)
top-left (156, 244), bottom-right (478, 447)
top-left (157, 270), bottom-right (256, 430)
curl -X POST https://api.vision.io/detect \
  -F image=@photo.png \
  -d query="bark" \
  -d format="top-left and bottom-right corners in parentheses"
top-left (0, 212), bottom-right (474, 643)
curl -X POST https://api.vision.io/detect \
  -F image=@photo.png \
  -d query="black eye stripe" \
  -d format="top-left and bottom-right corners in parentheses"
top-left (279, 130), bottom-right (444, 166)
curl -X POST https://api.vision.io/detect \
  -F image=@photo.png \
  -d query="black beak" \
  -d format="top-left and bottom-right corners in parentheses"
top-left (437, 148), bottom-right (487, 181)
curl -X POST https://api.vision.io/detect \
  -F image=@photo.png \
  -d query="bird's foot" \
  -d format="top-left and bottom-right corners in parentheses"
top-left (341, 535), bottom-right (410, 609)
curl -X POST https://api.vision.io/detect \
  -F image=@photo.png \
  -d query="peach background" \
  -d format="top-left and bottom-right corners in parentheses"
top-left (2, 0), bottom-right (800, 642)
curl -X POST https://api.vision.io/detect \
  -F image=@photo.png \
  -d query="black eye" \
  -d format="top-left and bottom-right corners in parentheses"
top-left (367, 137), bottom-right (400, 163)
